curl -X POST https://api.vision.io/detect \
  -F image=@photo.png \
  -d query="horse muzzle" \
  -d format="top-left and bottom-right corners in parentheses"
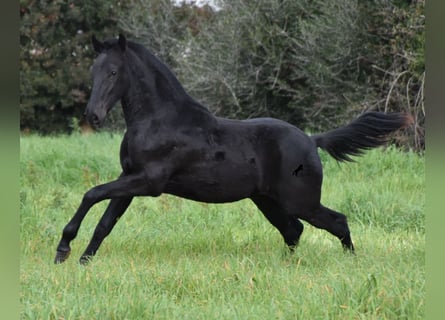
top-left (84, 107), bottom-right (107, 129)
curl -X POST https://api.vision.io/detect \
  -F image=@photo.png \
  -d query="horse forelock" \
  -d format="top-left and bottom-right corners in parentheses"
top-left (102, 38), bottom-right (120, 51)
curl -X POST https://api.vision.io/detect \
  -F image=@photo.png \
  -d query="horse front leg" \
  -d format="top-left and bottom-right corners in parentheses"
top-left (79, 197), bottom-right (133, 264)
top-left (54, 190), bottom-right (103, 264)
top-left (54, 171), bottom-right (163, 264)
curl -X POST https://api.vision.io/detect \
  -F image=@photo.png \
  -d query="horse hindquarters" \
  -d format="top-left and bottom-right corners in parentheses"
top-left (259, 133), bottom-right (354, 252)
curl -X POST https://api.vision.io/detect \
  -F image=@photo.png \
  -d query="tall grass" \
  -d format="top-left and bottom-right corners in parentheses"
top-left (20, 133), bottom-right (424, 319)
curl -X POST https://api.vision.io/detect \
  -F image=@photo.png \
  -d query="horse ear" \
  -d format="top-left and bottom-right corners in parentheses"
top-left (92, 35), bottom-right (104, 53)
top-left (118, 34), bottom-right (127, 52)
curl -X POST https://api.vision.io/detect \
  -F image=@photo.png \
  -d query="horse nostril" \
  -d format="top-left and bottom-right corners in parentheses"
top-left (86, 112), bottom-right (101, 127)
top-left (92, 114), bottom-right (100, 125)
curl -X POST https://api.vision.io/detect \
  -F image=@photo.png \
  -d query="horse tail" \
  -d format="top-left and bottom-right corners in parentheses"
top-left (311, 111), bottom-right (413, 162)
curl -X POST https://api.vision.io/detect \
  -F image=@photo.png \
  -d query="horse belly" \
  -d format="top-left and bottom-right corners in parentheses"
top-left (165, 163), bottom-right (258, 203)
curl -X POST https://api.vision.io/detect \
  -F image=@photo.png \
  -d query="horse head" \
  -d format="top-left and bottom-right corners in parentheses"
top-left (84, 34), bottom-right (129, 128)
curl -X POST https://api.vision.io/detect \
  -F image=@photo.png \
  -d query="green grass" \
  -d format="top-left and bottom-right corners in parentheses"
top-left (20, 133), bottom-right (425, 319)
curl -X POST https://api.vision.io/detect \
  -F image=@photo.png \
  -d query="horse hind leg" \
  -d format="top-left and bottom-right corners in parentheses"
top-left (251, 195), bottom-right (304, 251)
top-left (305, 204), bottom-right (354, 252)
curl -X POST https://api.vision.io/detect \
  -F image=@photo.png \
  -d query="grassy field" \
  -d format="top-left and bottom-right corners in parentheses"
top-left (20, 133), bottom-right (425, 319)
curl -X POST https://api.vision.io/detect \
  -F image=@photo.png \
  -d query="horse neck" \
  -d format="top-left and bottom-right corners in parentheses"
top-left (121, 51), bottom-right (216, 129)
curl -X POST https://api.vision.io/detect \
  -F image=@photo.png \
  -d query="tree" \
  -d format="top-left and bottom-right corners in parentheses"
top-left (119, 0), bottom-right (214, 68)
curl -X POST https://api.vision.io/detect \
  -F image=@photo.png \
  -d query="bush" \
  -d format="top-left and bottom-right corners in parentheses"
top-left (356, 0), bottom-right (425, 150)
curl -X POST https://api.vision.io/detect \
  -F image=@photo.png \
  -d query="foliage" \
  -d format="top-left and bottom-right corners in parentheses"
top-left (20, 133), bottom-right (425, 318)
top-left (118, 0), bottom-right (214, 66)
top-left (357, 0), bottom-right (425, 150)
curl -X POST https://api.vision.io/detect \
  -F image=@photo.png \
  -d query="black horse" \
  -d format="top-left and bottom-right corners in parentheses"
top-left (55, 35), bottom-right (411, 264)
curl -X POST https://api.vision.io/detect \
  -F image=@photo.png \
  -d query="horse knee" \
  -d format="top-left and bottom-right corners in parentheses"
top-left (83, 188), bottom-right (101, 206)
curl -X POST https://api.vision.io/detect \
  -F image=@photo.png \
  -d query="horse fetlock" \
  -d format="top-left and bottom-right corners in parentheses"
top-left (62, 223), bottom-right (79, 241)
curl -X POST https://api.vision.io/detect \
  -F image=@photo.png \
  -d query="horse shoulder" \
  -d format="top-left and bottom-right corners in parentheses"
top-left (119, 133), bottom-right (133, 174)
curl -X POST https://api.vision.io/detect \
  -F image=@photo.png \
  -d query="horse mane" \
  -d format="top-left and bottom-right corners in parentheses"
top-left (98, 36), bottom-right (212, 120)
top-left (101, 39), bottom-right (183, 92)
top-left (126, 41), bottom-right (189, 98)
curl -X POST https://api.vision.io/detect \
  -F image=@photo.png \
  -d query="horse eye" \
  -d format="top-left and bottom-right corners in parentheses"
top-left (111, 71), bottom-right (117, 76)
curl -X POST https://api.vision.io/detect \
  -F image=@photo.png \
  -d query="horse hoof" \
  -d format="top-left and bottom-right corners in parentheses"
top-left (79, 255), bottom-right (92, 265)
top-left (54, 250), bottom-right (71, 264)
